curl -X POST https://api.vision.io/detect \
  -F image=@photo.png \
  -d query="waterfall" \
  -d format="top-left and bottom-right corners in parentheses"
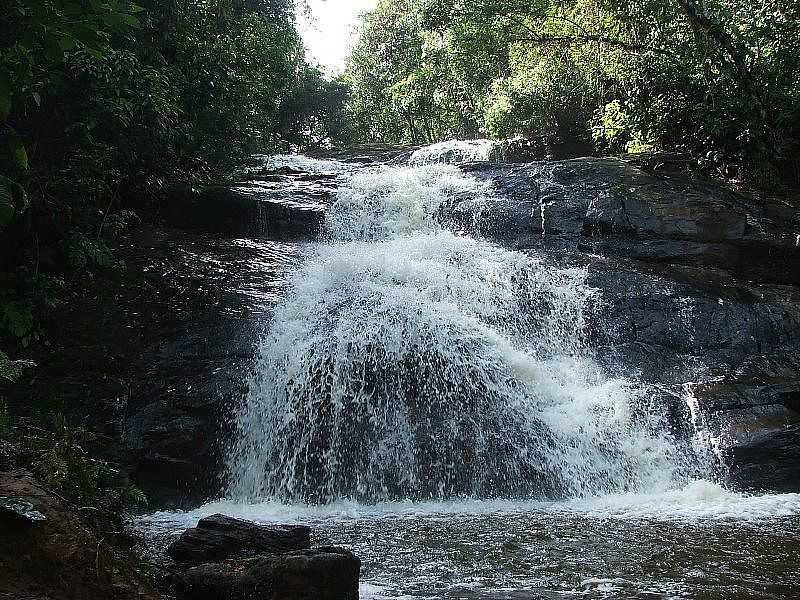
top-left (408, 139), bottom-right (497, 165)
top-left (225, 159), bottom-right (701, 504)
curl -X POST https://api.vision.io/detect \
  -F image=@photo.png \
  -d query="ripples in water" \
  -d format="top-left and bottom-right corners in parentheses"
top-left (137, 483), bottom-right (800, 600)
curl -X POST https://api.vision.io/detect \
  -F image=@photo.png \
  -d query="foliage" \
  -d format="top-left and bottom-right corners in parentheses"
top-left (1, 0), bottom-right (351, 367)
top-left (346, 0), bottom-right (800, 184)
top-left (1, 409), bottom-right (148, 508)
top-left (275, 67), bottom-right (356, 150)
top-left (0, 350), bottom-right (35, 382)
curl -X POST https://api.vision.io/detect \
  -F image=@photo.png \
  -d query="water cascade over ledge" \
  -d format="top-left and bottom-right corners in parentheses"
top-left (224, 158), bottom-right (709, 504)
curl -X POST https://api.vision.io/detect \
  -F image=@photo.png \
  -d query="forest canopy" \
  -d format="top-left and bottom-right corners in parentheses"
top-left (345, 0), bottom-right (800, 183)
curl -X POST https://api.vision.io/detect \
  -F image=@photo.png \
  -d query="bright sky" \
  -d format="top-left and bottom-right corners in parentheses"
top-left (297, 0), bottom-right (379, 75)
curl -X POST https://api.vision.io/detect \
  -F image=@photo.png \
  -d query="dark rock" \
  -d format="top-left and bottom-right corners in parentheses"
top-left (167, 514), bottom-right (311, 562)
top-left (174, 547), bottom-right (360, 600)
top-left (163, 179), bottom-right (332, 239)
top-left (492, 136), bottom-right (594, 163)
top-left (465, 158), bottom-right (800, 285)
top-left (726, 424), bottom-right (800, 492)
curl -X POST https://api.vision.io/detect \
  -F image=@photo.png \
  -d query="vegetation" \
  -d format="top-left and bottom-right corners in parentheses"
top-left (345, 0), bottom-right (800, 183)
top-left (0, 0), bottom-right (350, 367)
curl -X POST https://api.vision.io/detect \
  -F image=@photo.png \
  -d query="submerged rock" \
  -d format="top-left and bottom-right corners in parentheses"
top-left (167, 514), bottom-right (310, 562)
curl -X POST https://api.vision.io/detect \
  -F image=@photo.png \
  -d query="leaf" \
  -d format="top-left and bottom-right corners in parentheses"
top-left (121, 13), bottom-right (141, 28)
top-left (12, 141), bottom-right (28, 170)
top-left (59, 36), bottom-right (78, 52)
top-left (1, 301), bottom-right (34, 339)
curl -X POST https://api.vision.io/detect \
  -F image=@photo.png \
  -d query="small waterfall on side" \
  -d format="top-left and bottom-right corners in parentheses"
top-left (225, 161), bottom-right (704, 504)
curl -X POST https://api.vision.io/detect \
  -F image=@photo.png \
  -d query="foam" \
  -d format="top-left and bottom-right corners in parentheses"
top-left (408, 139), bottom-right (497, 165)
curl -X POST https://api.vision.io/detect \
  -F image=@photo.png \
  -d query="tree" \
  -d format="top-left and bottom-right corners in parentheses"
top-left (346, 0), bottom-right (800, 183)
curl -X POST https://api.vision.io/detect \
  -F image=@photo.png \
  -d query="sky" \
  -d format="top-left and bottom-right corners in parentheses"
top-left (297, 0), bottom-right (379, 75)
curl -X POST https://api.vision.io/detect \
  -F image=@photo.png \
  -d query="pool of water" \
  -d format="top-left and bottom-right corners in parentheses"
top-left (137, 481), bottom-right (800, 599)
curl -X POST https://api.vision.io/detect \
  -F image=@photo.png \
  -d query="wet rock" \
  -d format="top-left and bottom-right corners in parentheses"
top-left (463, 157), bottom-right (800, 492)
top-left (0, 497), bottom-right (46, 524)
top-left (167, 514), bottom-right (311, 562)
top-left (726, 424), bottom-right (800, 492)
top-left (163, 180), bottom-right (331, 238)
top-left (173, 547), bottom-right (360, 600)
top-left (466, 158), bottom-right (800, 285)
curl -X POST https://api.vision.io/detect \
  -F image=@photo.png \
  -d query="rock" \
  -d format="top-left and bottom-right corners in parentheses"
top-left (0, 497), bottom-right (46, 524)
top-left (726, 424), bottom-right (800, 492)
top-left (465, 158), bottom-right (800, 285)
top-left (174, 547), bottom-right (360, 600)
top-left (167, 514), bottom-right (311, 562)
top-left (0, 471), bottom-right (159, 600)
top-left (163, 179), bottom-right (331, 238)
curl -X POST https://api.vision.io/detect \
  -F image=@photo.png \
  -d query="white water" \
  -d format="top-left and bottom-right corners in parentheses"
top-left (254, 153), bottom-right (352, 174)
top-left (408, 139), bottom-right (497, 165)
top-left (143, 482), bottom-right (800, 530)
top-left (225, 159), bottom-right (701, 504)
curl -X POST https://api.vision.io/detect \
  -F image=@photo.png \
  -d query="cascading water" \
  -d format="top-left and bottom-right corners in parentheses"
top-left (225, 161), bottom-right (702, 504)
top-left (407, 139), bottom-right (497, 165)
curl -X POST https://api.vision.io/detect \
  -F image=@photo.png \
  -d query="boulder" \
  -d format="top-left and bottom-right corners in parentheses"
top-left (0, 471), bottom-right (159, 600)
top-left (167, 514), bottom-right (311, 562)
top-left (726, 424), bottom-right (800, 492)
top-left (173, 547), bottom-right (361, 600)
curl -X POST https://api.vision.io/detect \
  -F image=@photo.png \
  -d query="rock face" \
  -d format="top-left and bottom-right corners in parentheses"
top-left (465, 157), bottom-right (800, 285)
top-left (167, 514), bottom-right (311, 562)
top-left (0, 471), bottom-right (159, 600)
top-left (168, 516), bottom-right (359, 600)
top-left (460, 157), bottom-right (800, 491)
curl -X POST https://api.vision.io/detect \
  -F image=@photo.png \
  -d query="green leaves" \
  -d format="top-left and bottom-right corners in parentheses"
top-left (0, 301), bottom-right (34, 340)
top-left (12, 141), bottom-right (28, 170)
top-left (0, 351), bottom-right (36, 383)
top-left (64, 234), bottom-right (116, 271)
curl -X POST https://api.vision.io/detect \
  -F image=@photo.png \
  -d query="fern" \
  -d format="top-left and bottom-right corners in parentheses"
top-left (64, 233), bottom-right (116, 270)
top-left (0, 350), bottom-right (35, 382)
